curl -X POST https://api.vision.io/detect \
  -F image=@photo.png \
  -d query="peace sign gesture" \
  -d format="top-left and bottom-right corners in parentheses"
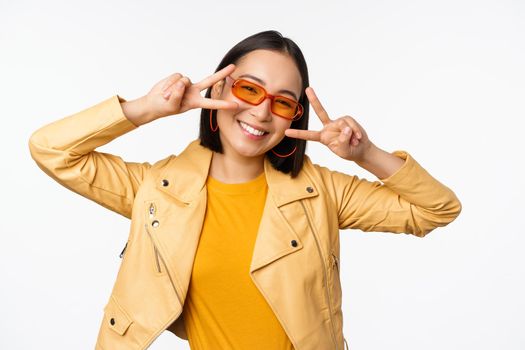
top-left (284, 87), bottom-right (373, 163)
top-left (141, 64), bottom-right (240, 123)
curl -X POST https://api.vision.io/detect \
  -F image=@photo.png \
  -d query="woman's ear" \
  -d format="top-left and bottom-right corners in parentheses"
top-left (211, 80), bottom-right (225, 99)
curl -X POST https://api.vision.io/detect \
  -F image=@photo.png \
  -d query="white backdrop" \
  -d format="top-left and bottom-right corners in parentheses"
top-left (2, 0), bottom-right (524, 349)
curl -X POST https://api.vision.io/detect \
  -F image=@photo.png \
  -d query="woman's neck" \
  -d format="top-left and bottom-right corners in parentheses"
top-left (209, 151), bottom-right (264, 184)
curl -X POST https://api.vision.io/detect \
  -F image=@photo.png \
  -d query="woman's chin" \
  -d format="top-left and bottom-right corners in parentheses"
top-left (232, 142), bottom-right (269, 158)
top-left (235, 148), bottom-right (265, 158)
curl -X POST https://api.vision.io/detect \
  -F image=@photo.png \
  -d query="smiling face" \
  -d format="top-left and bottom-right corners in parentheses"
top-left (211, 49), bottom-right (303, 161)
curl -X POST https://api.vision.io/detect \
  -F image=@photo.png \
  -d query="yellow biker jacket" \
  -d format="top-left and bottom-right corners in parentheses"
top-left (28, 95), bottom-right (462, 350)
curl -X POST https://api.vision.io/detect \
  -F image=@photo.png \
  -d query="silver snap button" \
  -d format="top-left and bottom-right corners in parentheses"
top-left (161, 179), bottom-right (169, 187)
top-left (152, 220), bottom-right (159, 228)
top-left (306, 186), bottom-right (314, 193)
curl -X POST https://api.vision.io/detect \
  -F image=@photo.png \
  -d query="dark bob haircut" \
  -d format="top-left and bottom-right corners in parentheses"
top-left (199, 30), bottom-right (310, 179)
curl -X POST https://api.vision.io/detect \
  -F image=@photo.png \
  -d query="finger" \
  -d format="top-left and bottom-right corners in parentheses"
top-left (194, 63), bottom-right (236, 91)
top-left (305, 87), bottom-right (331, 125)
top-left (339, 126), bottom-right (353, 144)
top-left (337, 118), bottom-right (353, 137)
top-left (284, 128), bottom-right (321, 142)
top-left (163, 75), bottom-right (192, 96)
top-left (166, 78), bottom-right (186, 104)
top-left (163, 80), bottom-right (183, 99)
top-left (197, 98), bottom-right (239, 110)
top-left (180, 76), bottom-right (192, 86)
top-left (161, 73), bottom-right (183, 92)
top-left (342, 117), bottom-right (362, 139)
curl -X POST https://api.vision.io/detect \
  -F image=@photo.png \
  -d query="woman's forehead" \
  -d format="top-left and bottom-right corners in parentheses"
top-left (234, 50), bottom-right (302, 96)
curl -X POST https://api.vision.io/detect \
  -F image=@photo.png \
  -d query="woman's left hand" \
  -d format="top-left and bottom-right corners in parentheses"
top-left (284, 87), bottom-right (374, 163)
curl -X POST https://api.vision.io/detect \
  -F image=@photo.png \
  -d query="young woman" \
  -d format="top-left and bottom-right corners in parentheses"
top-left (29, 30), bottom-right (462, 350)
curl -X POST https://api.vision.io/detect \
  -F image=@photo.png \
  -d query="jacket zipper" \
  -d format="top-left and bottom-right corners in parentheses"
top-left (142, 223), bottom-right (186, 349)
top-left (119, 241), bottom-right (128, 258)
top-left (153, 245), bottom-right (162, 273)
top-left (144, 224), bottom-right (182, 306)
top-left (148, 203), bottom-right (163, 274)
top-left (331, 252), bottom-right (339, 273)
top-left (331, 251), bottom-right (350, 349)
top-left (300, 200), bottom-right (339, 350)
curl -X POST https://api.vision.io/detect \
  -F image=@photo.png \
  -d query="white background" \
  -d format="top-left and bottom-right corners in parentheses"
top-left (2, 0), bottom-right (524, 349)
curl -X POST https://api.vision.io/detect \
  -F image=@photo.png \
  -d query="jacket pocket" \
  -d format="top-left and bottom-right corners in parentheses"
top-left (103, 295), bottom-right (133, 336)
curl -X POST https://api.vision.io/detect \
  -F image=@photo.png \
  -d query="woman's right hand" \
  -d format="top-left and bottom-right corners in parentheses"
top-left (141, 63), bottom-right (239, 123)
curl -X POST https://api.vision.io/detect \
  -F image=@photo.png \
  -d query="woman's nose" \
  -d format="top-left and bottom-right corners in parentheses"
top-left (250, 97), bottom-right (273, 121)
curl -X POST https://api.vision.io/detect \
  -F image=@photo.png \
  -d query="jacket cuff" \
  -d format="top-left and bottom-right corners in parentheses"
top-left (378, 150), bottom-right (458, 207)
top-left (64, 94), bottom-right (138, 154)
top-left (28, 94), bottom-right (139, 166)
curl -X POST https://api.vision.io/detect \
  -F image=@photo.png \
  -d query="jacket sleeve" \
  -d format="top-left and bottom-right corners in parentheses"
top-left (315, 151), bottom-right (462, 237)
top-left (28, 95), bottom-right (151, 219)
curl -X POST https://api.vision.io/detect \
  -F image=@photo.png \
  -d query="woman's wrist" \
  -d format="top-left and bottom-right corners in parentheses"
top-left (355, 143), bottom-right (405, 180)
top-left (121, 96), bottom-right (154, 127)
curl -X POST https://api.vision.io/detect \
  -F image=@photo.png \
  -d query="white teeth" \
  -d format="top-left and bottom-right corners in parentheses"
top-left (239, 121), bottom-right (266, 136)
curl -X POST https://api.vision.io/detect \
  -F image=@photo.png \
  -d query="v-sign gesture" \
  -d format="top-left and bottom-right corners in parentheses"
top-left (284, 87), bottom-right (373, 163)
top-left (159, 63), bottom-right (239, 114)
top-left (137, 64), bottom-right (240, 124)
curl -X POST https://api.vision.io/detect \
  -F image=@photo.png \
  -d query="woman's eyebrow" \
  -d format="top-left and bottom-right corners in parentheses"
top-left (238, 74), bottom-right (299, 101)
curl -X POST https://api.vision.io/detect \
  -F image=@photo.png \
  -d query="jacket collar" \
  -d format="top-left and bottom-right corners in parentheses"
top-left (155, 139), bottom-right (318, 206)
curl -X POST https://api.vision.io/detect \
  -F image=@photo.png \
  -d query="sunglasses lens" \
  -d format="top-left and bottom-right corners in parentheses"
top-left (233, 80), bottom-right (265, 104)
top-left (232, 80), bottom-right (300, 120)
top-left (273, 97), bottom-right (299, 119)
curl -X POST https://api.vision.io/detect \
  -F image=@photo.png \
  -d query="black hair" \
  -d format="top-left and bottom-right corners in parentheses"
top-left (199, 30), bottom-right (310, 178)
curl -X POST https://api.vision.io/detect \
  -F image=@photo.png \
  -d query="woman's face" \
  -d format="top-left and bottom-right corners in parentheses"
top-left (211, 49), bottom-right (303, 160)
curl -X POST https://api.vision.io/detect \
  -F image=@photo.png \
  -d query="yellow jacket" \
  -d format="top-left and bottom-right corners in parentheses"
top-left (28, 95), bottom-right (462, 350)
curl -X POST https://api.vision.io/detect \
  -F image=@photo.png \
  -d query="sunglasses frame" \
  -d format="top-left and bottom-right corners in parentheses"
top-left (225, 75), bottom-right (304, 121)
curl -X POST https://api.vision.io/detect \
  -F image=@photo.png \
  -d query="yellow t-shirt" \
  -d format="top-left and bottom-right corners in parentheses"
top-left (182, 171), bottom-right (294, 350)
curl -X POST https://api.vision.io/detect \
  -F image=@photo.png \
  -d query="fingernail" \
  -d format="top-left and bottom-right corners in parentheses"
top-left (163, 91), bottom-right (171, 99)
top-left (176, 81), bottom-right (184, 88)
top-left (344, 127), bottom-right (350, 134)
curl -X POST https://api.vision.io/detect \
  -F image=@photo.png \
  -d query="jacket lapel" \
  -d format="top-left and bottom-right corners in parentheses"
top-left (154, 139), bottom-right (213, 204)
top-left (249, 149), bottom-right (319, 272)
top-left (152, 138), bottom-right (319, 276)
